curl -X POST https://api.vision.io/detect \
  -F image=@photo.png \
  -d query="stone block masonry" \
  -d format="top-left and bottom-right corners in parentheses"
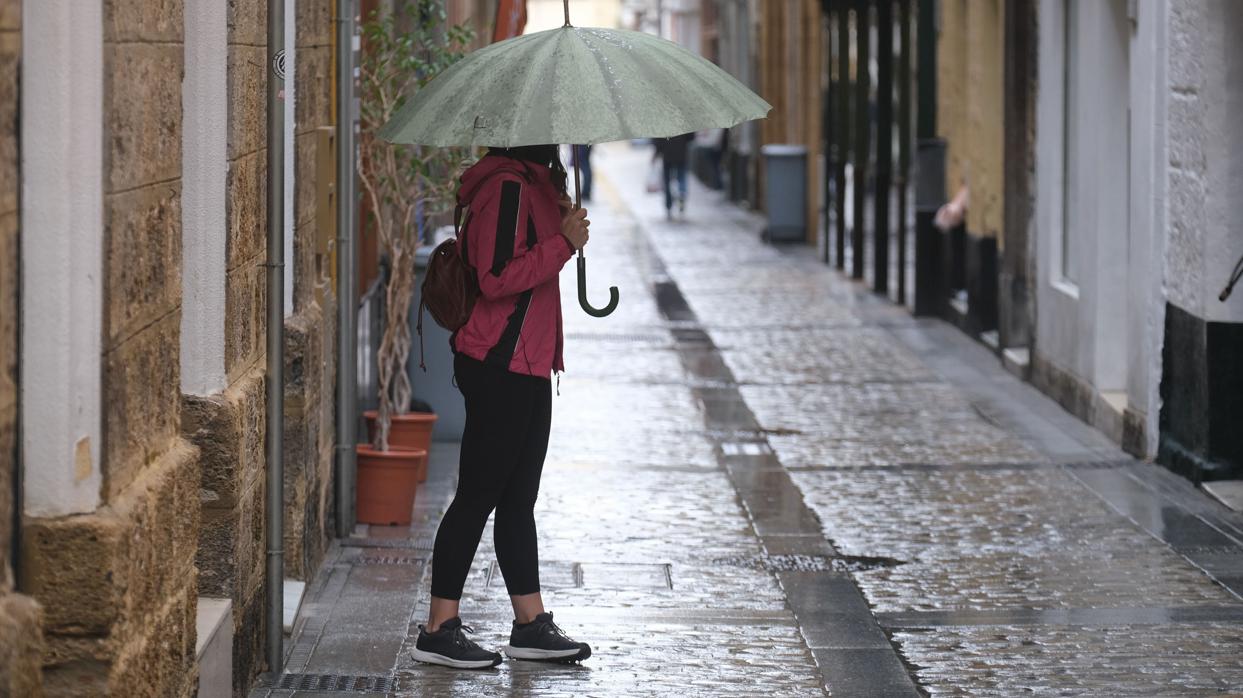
top-left (183, 0), bottom-right (340, 693)
top-left (278, 0), bottom-right (337, 587)
top-left (183, 367), bottom-right (267, 696)
top-left (189, 4), bottom-right (276, 687)
top-left (22, 443), bottom-right (200, 697)
top-left (11, 1), bottom-right (203, 694)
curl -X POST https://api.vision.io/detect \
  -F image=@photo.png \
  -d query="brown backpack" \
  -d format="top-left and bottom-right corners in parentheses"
top-left (417, 202), bottom-right (478, 370)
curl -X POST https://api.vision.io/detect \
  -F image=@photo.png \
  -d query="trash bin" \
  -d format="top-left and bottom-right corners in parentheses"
top-left (407, 231), bottom-right (466, 442)
top-left (761, 144), bottom-right (807, 242)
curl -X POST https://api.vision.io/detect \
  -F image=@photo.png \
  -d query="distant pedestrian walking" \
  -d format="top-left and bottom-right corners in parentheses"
top-left (653, 133), bottom-right (695, 220)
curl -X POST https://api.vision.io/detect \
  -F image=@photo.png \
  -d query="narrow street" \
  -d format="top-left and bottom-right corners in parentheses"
top-left (261, 143), bottom-right (1243, 697)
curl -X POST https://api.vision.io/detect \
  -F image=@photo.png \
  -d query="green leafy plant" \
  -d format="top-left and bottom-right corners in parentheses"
top-left (359, 0), bottom-right (474, 450)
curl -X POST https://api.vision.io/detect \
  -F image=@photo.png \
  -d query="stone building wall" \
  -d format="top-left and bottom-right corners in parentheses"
top-left (181, 0), bottom-right (273, 692)
top-left (21, 1), bottom-right (202, 695)
top-left (0, 1), bottom-right (45, 695)
top-left (181, 0), bottom-right (340, 693)
top-left (2, 0), bottom-right (341, 692)
top-left (284, 0), bottom-right (337, 583)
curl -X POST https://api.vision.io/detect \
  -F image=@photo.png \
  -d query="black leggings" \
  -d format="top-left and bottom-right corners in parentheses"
top-left (430, 354), bottom-right (551, 600)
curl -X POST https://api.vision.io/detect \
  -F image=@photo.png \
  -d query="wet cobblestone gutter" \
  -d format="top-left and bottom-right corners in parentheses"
top-left (255, 144), bottom-right (1243, 697)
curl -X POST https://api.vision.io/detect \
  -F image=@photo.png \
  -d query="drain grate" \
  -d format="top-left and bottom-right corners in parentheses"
top-left (711, 553), bottom-right (905, 573)
top-left (342, 536), bottom-right (435, 551)
top-left (357, 553), bottom-right (426, 566)
top-left (273, 673), bottom-right (394, 693)
top-left (564, 331), bottom-right (669, 344)
top-left (1064, 459), bottom-right (1137, 470)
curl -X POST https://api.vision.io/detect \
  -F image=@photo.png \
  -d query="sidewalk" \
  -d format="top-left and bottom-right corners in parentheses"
top-left (258, 143), bottom-right (1243, 697)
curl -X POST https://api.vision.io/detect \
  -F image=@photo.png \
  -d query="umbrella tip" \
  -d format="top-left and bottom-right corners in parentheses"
top-left (563, 0), bottom-right (572, 27)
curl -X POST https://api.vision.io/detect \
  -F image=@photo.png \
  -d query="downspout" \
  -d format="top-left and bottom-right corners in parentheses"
top-left (265, 0), bottom-right (286, 674)
top-left (335, 0), bottom-right (358, 538)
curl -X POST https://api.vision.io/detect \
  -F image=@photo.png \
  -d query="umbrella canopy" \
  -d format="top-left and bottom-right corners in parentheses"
top-left (378, 25), bottom-right (771, 147)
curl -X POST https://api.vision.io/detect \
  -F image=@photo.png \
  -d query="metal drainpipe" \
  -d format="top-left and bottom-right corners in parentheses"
top-left (265, 0), bottom-right (286, 675)
top-left (335, 0), bottom-right (358, 539)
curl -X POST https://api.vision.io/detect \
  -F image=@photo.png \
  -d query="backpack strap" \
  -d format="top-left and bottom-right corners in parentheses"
top-left (416, 297), bottom-right (427, 372)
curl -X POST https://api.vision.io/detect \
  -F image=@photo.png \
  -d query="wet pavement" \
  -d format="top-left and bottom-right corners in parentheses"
top-left (254, 143), bottom-right (1243, 696)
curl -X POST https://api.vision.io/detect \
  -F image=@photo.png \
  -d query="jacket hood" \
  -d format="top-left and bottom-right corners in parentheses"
top-left (457, 154), bottom-right (552, 207)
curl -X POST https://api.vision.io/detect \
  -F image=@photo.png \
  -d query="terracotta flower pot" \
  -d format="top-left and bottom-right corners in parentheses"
top-left (355, 445), bottom-right (427, 526)
top-left (365, 410), bottom-right (437, 482)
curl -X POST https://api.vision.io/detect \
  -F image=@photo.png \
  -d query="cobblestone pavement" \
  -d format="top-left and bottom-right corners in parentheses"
top-left (257, 143), bottom-right (1243, 697)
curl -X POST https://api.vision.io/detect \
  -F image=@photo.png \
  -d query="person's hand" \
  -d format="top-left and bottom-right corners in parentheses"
top-left (561, 207), bottom-right (590, 251)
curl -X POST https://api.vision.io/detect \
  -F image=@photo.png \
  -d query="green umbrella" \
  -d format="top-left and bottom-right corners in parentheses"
top-left (380, 1), bottom-right (771, 316)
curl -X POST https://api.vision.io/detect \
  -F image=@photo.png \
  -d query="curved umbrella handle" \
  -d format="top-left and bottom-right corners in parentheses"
top-left (577, 253), bottom-right (619, 317)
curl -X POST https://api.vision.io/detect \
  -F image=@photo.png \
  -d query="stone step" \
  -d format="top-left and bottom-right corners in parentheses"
top-left (195, 597), bottom-right (232, 698)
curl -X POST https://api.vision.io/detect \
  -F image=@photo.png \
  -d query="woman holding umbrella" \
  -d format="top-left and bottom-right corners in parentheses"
top-left (379, 0), bottom-right (769, 672)
top-left (410, 144), bottom-right (593, 669)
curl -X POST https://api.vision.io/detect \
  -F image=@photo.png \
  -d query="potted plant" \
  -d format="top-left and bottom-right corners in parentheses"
top-left (355, 1), bottom-right (473, 523)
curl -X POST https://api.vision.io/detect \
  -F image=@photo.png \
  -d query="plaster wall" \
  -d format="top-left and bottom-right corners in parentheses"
top-left (1126, 0), bottom-right (1168, 455)
top-left (938, 0), bottom-right (1005, 242)
top-left (1033, 0), bottom-right (1143, 450)
top-left (20, 0), bottom-right (104, 517)
top-left (1034, 0), bottom-right (1130, 385)
top-left (181, 0), bottom-right (229, 397)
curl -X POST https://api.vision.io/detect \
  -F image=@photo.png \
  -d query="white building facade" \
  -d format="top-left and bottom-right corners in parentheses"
top-left (1033, 0), bottom-right (1243, 477)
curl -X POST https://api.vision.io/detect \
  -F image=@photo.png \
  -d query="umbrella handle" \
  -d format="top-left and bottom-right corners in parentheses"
top-left (571, 146), bottom-right (618, 318)
top-left (577, 253), bottom-right (619, 317)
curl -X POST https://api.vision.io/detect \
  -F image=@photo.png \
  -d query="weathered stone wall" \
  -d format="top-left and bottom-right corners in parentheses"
top-left (181, 0), bottom-right (274, 692)
top-left (184, 1), bottom-right (340, 692)
top-left (18, 1), bottom-right (201, 695)
top-left (183, 368), bottom-right (266, 696)
top-left (0, 2), bottom-right (47, 695)
top-left (284, 0), bottom-right (337, 581)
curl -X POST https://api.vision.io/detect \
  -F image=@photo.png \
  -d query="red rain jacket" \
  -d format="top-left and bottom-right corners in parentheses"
top-left (451, 154), bottom-right (575, 378)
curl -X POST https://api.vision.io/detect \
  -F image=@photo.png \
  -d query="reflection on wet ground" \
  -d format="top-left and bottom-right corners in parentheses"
top-left (256, 144), bottom-right (1243, 697)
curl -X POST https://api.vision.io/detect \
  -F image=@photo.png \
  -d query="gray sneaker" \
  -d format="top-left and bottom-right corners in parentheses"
top-left (502, 612), bottom-right (591, 663)
top-left (410, 617), bottom-right (502, 669)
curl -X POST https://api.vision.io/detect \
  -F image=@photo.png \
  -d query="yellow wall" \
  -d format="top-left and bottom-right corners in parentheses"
top-left (758, 0), bottom-right (822, 244)
top-left (937, 0), bottom-right (1006, 244)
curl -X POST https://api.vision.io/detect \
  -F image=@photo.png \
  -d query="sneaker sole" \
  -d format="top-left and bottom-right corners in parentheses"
top-left (502, 644), bottom-right (592, 663)
top-left (409, 648), bottom-right (501, 669)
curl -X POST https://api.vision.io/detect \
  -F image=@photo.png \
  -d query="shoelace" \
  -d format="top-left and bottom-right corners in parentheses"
top-left (420, 623), bottom-right (479, 649)
top-left (453, 624), bottom-right (478, 648)
top-left (539, 618), bottom-right (570, 640)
